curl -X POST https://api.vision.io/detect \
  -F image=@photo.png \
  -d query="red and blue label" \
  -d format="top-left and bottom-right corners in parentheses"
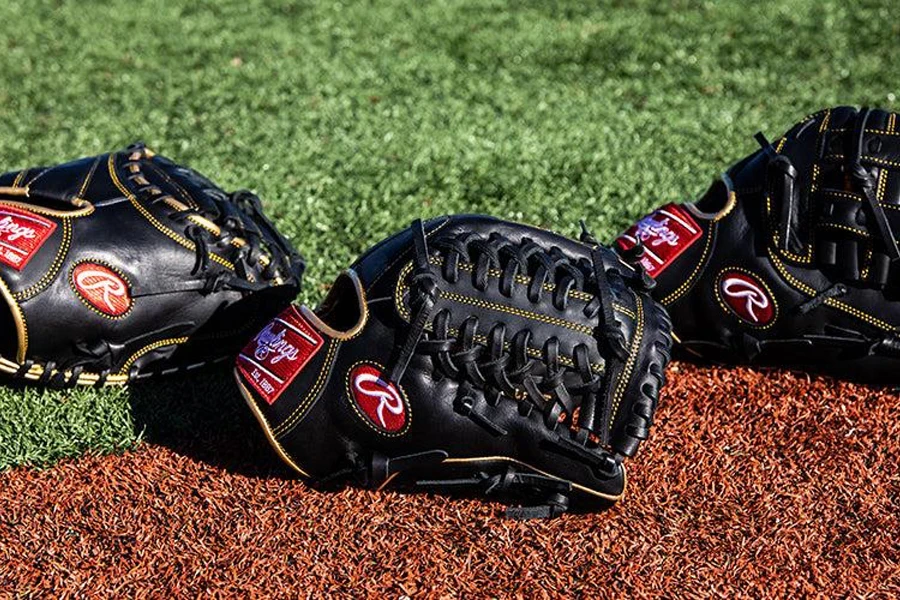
top-left (237, 306), bottom-right (323, 405)
top-left (616, 203), bottom-right (702, 278)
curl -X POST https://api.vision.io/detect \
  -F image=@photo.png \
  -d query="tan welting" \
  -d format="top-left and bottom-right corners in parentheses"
top-left (684, 178), bottom-right (738, 222)
top-left (0, 187), bottom-right (95, 218)
top-left (234, 375), bottom-right (311, 477)
top-left (301, 269), bottom-right (369, 340)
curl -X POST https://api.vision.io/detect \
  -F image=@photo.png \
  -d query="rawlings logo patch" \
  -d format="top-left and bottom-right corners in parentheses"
top-left (237, 306), bottom-right (323, 405)
top-left (616, 203), bottom-right (702, 278)
top-left (718, 270), bottom-right (776, 326)
top-left (72, 263), bottom-right (132, 317)
top-left (0, 207), bottom-right (57, 271)
top-left (348, 363), bottom-right (409, 434)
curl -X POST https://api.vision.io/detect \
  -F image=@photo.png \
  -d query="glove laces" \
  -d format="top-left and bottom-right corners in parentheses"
top-left (388, 220), bottom-right (635, 450)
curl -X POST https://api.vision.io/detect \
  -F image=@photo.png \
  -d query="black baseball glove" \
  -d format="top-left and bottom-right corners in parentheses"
top-left (235, 215), bottom-right (672, 517)
top-left (0, 143), bottom-right (303, 387)
top-left (617, 106), bottom-right (900, 382)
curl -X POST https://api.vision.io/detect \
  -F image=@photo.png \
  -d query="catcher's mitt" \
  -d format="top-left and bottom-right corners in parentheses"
top-left (0, 143), bottom-right (303, 387)
top-left (617, 106), bottom-right (900, 382)
top-left (235, 215), bottom-right (672, 517)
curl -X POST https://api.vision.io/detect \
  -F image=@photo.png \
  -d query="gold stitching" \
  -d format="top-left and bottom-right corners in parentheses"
top-left (107, 154), bottom-right (234, 271)
top-left (660, 224), bottom-right (713, 305)
top-left (440, 291), bottom-right (595, 335)
top-left (235, 376), bottom-right (311, 477)
top-left (274, 340), bottom-right (340, 437)
top-left (119, 337), bottom-right (189, 374)
top-left (769, 251), bottom-right (893, 330)
top-left (14, 219), bottom-right (72, 301)
top-left (609, 296), bottom-right (643, 427)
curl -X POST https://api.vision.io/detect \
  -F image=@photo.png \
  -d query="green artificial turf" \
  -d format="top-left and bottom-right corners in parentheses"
top-left (0, 0), bottom-right (896, 470)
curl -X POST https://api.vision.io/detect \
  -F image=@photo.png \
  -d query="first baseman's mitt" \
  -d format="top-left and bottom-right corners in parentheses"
top-left (617, 106), bottom-right (900, 382)
top-left (0, 143), bottom-right (303, 387)
top-left (235, 215), bottom-right (672, 517)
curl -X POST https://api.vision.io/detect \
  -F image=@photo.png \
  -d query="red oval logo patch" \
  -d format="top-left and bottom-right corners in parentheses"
top-left (72, 263), bottom-right (132, 317)
top-left (718, 270), bottom-right (775, 326)
top-left (349, 363), bottom-right (408, 433)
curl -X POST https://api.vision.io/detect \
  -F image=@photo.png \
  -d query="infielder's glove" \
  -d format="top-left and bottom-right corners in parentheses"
top-left (617, 106), bottom-right (900, 382)
top-left (0, 144), bottom-right (303, 387)
top-left (235, 215), bottom-right (672, 517)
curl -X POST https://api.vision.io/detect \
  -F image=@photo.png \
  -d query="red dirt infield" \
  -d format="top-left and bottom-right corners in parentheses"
top-left (1, 362), bottom-right (898, 597)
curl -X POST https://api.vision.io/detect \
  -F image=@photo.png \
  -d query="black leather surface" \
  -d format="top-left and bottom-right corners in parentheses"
top-left (618, 106), bottom-right (900, 383)
top-left (236, 215), bottom-right (672, 512)
top-left (0, 144), bottom-right (303, 386)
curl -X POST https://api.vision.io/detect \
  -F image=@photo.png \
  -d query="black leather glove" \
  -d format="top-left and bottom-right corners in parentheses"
top-left (617, 106), bottom-right (900, 383)
top-left (235, 215), bottom-right (672, 518)
top-left (0, 143), bottom-right (304, 387)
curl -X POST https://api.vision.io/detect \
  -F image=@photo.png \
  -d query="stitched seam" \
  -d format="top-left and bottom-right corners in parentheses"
top-left (11, 170), bottom-right (27, 188)
top-left (119, 337), bottom-right (189, 374)
top-left (392, 263), bottom-right (603, 370)
top-left (274, 339), bottom-right (340, 437)
top-left (24, 167), bottom-right (51, 188)
top-left (775, 137), bottom-right (787, 153)
top-left (77, 157), bottom-right (101, 198)
top-left (660, 225), bottom-right (713, 305)
top-left (714, 267), bottom-right (779, 330)
top-left (609, 296), bottom-right (642, 427)
top-left (445, 325), bottom-right (601, 371)
top-left (824, 153), bottom-right (900, 169)
top-left (14, 219), bottom-right (71, 300)
top-left (342, 360), bottom-right (412, 438)
top-left (820, 189), bottom-right (900, 209)
top-left (442, 291), bottom-right (595, 335)
top-left (0, 200), bottom-right (95, 219)
top-left (145, 162), bottom-right (201, 210)
top-left (769, 251), bottom-right (893, 330)
top-left (396, 258), bottom-right (635, 321)
top-left (829, 126), bottom-right (900, 136)
top-left (108, 154), bottom-right (234, 271)
top-left (819, 223), bottom-right (870, 236)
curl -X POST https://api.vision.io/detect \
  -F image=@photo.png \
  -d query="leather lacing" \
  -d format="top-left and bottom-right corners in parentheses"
top-left (743, 110), bottom-right (900, 362)
top-left (845, 108), bottom-right (900, 261)
top-left (337, 220), bottom-right (653, 518)
top-left (125, 144), bottom-right (300, 295)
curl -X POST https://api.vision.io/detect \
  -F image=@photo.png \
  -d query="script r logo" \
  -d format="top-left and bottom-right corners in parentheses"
top-left (718, 270), bottom-right (775, 326)
top-left (348, 363), bottom-right (409, 434)
top-left (72, 263), bottom-right (132, 317)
